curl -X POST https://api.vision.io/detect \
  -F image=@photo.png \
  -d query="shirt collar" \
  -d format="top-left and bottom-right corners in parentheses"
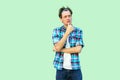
top-left (61, 25), bottom-right (66, 31)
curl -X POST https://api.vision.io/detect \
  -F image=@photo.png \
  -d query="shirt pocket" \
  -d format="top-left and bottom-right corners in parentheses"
top-left (69, 36), bottom-right (77, 47)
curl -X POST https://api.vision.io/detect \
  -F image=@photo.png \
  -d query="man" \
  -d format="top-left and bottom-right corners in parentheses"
top-left (52, 7), bottom-right (84, 80)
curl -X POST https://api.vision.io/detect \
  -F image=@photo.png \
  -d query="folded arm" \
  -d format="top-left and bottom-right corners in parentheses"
top-left (53, 45), bottom-right (82, 54)
top-left (54, 24), bottom-right (74, 52)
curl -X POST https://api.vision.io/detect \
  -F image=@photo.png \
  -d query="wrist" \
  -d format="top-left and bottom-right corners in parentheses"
top-left (65, 31), bottom-right (70, 36)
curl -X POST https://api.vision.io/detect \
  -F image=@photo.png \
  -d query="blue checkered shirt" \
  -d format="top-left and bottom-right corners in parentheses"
top-left (52, 26), bottom-right (84, 70)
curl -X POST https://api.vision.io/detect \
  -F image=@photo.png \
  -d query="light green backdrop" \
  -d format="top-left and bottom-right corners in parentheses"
top-left (0, 0), bottom-right (120, 80)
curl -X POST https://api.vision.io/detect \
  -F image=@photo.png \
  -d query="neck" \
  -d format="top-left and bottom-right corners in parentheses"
top-left (64, 24), bottom-right (68, 29)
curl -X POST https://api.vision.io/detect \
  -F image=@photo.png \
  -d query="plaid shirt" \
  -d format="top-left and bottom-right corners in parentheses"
top-left (52, 26), bottom-right (84, 70)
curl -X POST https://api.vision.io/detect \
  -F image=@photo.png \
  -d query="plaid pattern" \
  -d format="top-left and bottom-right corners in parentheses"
top-left (52, 26), bottom-right (84, 70)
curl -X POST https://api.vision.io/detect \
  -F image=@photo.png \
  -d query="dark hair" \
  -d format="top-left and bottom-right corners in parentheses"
top-left (58, 6), bottom-right (73, 18)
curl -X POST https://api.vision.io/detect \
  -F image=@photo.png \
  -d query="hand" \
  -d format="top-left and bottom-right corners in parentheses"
top-left (53, 46), bottom-right (61, 52)
top-left (53, 46), bottom-right (56, 52)
top-left (66, 23), bottom-right (74, 34)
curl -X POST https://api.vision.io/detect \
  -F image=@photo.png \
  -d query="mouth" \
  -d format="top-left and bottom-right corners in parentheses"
top-left (67, 21), bottom-right (70, 23)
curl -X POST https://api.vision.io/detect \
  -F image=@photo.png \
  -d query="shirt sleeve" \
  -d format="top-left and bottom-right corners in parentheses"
top-left (52, 28), bottom-right (60, 45)
top-left (76, 29), bottom-right (84, 48)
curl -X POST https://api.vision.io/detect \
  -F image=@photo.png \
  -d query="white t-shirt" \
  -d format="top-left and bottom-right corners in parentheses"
top-left (63, 36), bottom-right (72, 69)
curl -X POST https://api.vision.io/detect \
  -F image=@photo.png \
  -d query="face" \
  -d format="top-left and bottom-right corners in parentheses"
top-left (60, 10), bottom-right (72, 26)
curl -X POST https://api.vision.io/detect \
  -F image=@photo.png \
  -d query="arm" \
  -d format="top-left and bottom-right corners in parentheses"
top-left (54, 46), bottom-right (82, 54)
top-left (54, 24), bottom-right (74, 52)
top-left (54, 32), bottom-right (69, 52)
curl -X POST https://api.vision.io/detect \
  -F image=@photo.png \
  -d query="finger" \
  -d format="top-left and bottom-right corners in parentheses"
top-left (53, 47), bottom-right (56, 51)
top-left (68, 22), bottom-right (70, 26)
top-left (53, 49), bottom-right (55, 52)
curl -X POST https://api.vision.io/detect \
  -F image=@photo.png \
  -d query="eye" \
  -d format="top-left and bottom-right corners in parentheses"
top-left (64, 16), bottom-right (67, 18)
top-left (68, 15), bottom-right (71, 17)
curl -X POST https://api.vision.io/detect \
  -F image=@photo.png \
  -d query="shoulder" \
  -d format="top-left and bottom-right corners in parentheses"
top-left (53, 26), bottom-right (62, 31)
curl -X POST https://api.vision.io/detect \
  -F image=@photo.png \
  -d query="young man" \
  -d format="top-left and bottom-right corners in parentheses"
top-left (52, 7), bottom-right (84, 80)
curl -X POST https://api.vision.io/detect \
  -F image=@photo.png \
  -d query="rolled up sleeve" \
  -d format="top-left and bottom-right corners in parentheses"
top-left (76, 30), bottom-right (84, 48)
top-left (52, 29), bottom-right (60, 45)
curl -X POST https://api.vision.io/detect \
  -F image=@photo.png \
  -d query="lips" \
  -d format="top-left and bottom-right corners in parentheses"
top-left (67, 21), bottom-right (70, 23)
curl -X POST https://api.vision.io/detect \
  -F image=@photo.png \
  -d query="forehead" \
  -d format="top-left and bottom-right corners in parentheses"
top-left (61, 10), bottom-right (71, 16)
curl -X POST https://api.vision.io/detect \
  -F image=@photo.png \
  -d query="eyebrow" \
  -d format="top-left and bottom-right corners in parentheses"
top-left (63, 14), bottom-right (71, 17)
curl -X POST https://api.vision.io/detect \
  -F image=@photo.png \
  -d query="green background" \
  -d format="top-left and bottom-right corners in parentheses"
top-left (0, 0), bottom-right (120, 80)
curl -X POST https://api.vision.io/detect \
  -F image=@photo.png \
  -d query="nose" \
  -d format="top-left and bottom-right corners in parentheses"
top-left (66, 17), bottom-right (70, 20)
